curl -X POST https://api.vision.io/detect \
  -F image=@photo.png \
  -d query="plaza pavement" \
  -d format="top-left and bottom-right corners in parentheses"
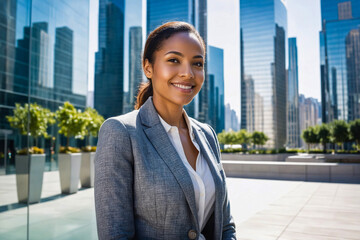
top-left (0, 171), bottom-right (359, 239)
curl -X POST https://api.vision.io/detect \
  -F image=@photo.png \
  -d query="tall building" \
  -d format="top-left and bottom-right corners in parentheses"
top-left (287, 38), bottom-right (300, 148)
top-left (0, 0), bottom-right (89, 173)
top-left (240, 0), bottom-right (288, 149)
top-left (146, 0), bottom-right (208, 122)
top-left (125, 26), bottom-right (143, 112)
top-left (54, 27), bottom-right (73, 97)
top-left (320, 0), bottom-right (360, 123)
top-left (299, 94), bottom-right (321, 147)
top-left (94, 0), bottom-right (125, 119)
top-left (208, 46), bottom-right (225, 133)
top-left (225, 104), bottom-right (240, 132)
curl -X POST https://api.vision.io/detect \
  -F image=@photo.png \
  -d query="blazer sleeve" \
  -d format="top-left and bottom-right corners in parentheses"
top-left (94, 118), bottom-right (135, 240)
top-left (206, 124), bottom-right (237, 240)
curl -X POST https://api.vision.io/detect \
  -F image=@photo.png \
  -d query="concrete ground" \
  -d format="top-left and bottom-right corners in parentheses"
top-left (0, 171), bottom-right (359, 239)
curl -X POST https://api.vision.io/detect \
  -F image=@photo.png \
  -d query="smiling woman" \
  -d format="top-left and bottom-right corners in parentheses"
top-left (94, 21), bottom-right (236, 240)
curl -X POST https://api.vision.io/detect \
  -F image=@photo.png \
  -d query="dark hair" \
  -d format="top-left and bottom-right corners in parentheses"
top-left (134, 21), bottom-right (206, 110)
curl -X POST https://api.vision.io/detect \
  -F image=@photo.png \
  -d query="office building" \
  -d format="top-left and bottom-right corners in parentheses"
top-left (208, 46), bottom-right (225, 133)
top-left (126, 26), bottom-right (143, 112)
top-left (287, 38), bottom-right (300, 148)
top-left (320, 0), bottom-right (360, 123)
top-left (94, 0), bottom-right (125, 119)
top-left (240, 0), bottom-right (288, 148)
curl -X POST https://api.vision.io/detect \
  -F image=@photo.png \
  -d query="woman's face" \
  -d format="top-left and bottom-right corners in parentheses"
top-left (144, 32), bottom-right (205, 107)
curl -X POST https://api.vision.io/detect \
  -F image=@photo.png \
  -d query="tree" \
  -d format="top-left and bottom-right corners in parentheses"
top-left (318, 123), bottom-right (331, 153)
top-left (251, 131), bottom-right (269, 149)
top-left (82, 107), bottom-right (105, 145)
top-left (301, 126), bottom-right (318, 151)
top-left (349, 119), bottom-right (360, 150)
top-left (331, 120), bottom-right (349, 150)
top-left (217, 130), bottom-right (238, 148)
top-left (236, 129), bottom-right (251, 149)
top-left (56, 102), bottom-right (87, 148)
top-left (6, 103), bottom-right (55, 147)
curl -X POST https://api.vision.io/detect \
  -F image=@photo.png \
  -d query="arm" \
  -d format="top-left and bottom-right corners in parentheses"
top-left (94, 118), bottom-right (135, 240)
top-left (206, 124), bottom-right (237, 239)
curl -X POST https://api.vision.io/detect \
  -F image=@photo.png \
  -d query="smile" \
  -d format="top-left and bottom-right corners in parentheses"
top-left (172, 83), bottom-right (193, 89)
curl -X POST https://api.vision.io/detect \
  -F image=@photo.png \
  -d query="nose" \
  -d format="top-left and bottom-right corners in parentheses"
top-left (179, 62), bottom-right (194, 79)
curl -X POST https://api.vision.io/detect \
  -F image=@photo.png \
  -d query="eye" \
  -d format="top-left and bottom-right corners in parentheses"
top-left (194, 62), bottom-right (203, 68)
top-left (168, 58), bottom-right (179, 63)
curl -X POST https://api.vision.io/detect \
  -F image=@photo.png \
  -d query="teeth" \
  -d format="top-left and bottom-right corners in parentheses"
top-left (173, 84), bottom-right (192, 89)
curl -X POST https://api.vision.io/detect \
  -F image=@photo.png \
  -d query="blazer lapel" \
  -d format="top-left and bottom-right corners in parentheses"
top-left (192, 123), bottom-right (224, 239)
top-left (139, 97), bottom-right (199, 230)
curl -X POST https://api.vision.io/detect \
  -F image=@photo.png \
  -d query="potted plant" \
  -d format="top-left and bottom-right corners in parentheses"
top-left (80, 107), bottom-right (104, 188)
top-left (6, 103), bottom-right (55, 203)
top-left (56, 102), bottom-right (86, 194)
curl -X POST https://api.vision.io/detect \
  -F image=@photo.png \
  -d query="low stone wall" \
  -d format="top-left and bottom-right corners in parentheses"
top-left (221, 153), bottom-right (295, 161)
top-left (222, 160), bottom-right (360, 183)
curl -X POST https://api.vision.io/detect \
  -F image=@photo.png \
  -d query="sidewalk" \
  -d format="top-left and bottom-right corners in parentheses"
top-left (0, 172), bottom-right (359, 239)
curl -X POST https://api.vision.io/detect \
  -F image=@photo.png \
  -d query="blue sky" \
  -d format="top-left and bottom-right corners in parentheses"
top-left (88, 0), bottom-right (321, 118)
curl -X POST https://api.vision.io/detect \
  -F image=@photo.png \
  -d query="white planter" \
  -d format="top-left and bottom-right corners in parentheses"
top-left (16, 154), bottom-right (45, 203)
top-left (58, 153), bottom-right (81, 194)
top-left (80, 152), bottom-right (95, 188)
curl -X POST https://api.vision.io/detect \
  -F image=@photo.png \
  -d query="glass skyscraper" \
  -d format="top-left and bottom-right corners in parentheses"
top-left (240, 0), bottom-right (287, 149)
top-left (125, 26), bottom-right (143, 112)
top-left (0, 0), bottom-right (89, 173)
top-left (146, 0), bottom-right (208, 122)
top-left (208, 46), bottom-right (225, 133)
top-left (94, 0), bottom-right (125, 119)
top-left (320, 0), bottom-right (360, 123)
top-left (287, 38), bottom-right (300, 148)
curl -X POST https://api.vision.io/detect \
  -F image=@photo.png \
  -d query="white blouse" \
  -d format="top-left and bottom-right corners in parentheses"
top-left (158, 109), bottom-right (216, 239)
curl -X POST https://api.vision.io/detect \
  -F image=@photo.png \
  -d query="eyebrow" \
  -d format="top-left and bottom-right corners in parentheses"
top-left (165, 51), bottom-right (204, 59)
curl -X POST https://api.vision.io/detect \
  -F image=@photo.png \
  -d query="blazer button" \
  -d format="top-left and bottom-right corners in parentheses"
top-left (188, 229), bottom-right (197, 239)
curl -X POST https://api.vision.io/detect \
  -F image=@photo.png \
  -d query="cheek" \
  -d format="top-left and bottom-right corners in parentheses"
top-left (154, 62), bottom-right (177, 81)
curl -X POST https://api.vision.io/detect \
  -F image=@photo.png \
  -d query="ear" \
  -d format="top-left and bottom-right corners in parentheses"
top-left (143, 59), bottom-right (153, 79)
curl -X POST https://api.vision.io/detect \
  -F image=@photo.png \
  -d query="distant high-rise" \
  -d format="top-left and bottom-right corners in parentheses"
top-left (208, 46), bottom-right (225, 133)
top-left (320, 0), bottom-right (360, 123)
top-left (146, 0), bottom-right (208, 122)
top-left (299, 94), bottom-right (321, 147)
top-left (240, 0), bottom-right (287, 148)
top-left (95, 0), bottom-right (125, 119)
top-left (225, 104), bottom-right (240, 132)
top-left (126, 26), bottom-right (143, 112)
top-left (287, 38), bottom-right (300, 148)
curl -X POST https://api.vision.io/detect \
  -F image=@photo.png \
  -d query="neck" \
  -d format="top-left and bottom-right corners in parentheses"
top-left (153, 95), bottom-right (187, 129)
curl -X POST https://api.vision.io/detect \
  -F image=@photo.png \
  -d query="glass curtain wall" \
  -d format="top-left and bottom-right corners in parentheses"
top-left (1, 0), bottom-right (97, 239)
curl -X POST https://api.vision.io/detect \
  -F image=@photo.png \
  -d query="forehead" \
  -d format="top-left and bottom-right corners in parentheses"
top-left (158, 32), bottom-right (204, 55)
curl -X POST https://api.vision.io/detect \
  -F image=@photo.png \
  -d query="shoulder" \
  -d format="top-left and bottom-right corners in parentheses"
top-left (99, 110), bottom-right (139, 134)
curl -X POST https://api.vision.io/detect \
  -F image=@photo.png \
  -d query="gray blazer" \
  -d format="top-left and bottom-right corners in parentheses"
top-left (95, 96), bottom-right (236, 240)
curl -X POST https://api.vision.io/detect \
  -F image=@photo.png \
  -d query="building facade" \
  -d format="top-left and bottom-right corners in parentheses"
top-left (240, 0), bottom-right (288, 148)
top-left (94, 0), bottom-right (125, 119)
top-left (146, 0), bottom-right (208, 121)
top-left (287, 38), bottom-right (300, 148)
top-left (320, 0), bottom-right (360, 123)
top-left (0, 0), bottom-right (89, 173)
top-left (208, 46), bottom-right (225, 133)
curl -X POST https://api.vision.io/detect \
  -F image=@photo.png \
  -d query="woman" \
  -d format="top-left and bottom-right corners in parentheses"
top-left (95, 21), bottom-right (236, 240)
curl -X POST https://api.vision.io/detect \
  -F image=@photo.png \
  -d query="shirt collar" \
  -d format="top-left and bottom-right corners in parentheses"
top-left (157, 109), bottom-right (195, 140)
